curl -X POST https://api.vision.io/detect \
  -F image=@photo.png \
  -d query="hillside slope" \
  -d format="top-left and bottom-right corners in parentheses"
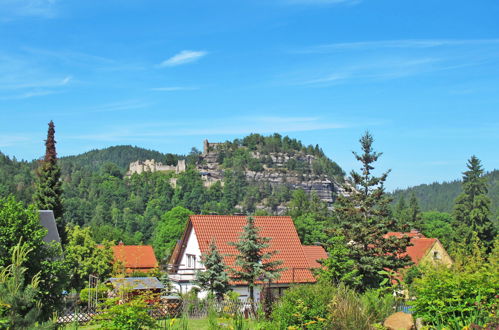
top-left (59, 145), bottom-right (180, 173)
top-left (391, 169), bottom-right (499, 219)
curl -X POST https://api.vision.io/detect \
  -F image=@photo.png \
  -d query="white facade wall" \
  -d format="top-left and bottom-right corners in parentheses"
top-left (170, 227), bottom-right (290, 301)
top-left (170, 227), bottom-right (205, 295)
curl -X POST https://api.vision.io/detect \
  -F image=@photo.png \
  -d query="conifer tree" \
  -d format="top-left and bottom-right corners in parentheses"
top-left (333, 132), bottom-right (412, 289)
top-left (453, 156), bottom-right (496, 252)
top-left (33, 121), bottom-right (65, 241)
top-left (195, 239), bottom-right (230, 301)
top-left (229, 217), bottom-right (284, 301)
top-left (407, 192), bottom-right (422, 228)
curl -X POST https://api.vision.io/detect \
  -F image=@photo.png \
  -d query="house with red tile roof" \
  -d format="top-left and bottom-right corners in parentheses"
top-left (384, 231), bottom-right (453, 267)
top-left (302, 245), bottom-right (328, 269)
top-left (112, 243), bottom-right (159, 274)
top-left (168, 215), bottom-right (326, 300)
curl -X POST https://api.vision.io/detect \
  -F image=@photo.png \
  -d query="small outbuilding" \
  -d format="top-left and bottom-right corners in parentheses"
top-left (106, 277), bottom-right (164, 298)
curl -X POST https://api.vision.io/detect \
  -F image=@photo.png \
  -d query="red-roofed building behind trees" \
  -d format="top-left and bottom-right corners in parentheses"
top-left (168, 215), bottom-right (327, 300)
top-left (384, 230), bottom-right (453, 267)
top-left (111, 243), bottom-right (159, 274)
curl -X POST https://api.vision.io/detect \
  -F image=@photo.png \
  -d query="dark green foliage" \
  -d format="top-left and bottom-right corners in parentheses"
top-left (392, 169), bottom-right (499, 221)
top-left (59, 145), bottom-right (180, 173)
top-left (271, 283), bottom-right (395, 329)
top-left (420, 211), bottom-right (455, 249)
top-left (0, 196), bottom-right (67, 320)
top-left (172, 169), bottom-right (208, 213)
top-left (1, 134), bottom-right (345, 245)
top-left (286, 189), bottom-right (330, 245)
top-left (333, 132), bottom-right (412, 290)
top-left (64, 226), bottom-right (114, 291)
top-left (79, 284), bottom-right (108, 304)
top-left (96, 295), bottom-right (156, 330)
top-left (195, 239), bottom-right (231, 301)
top-left (0, 152), bottom-right (35, 204)
top-left (33, 121), bottom-right (65, 241)
top-left (453, 156), bottom-right (497, 252)
top-left (229, 217), bottom-right (284, 301)
top-left (152, 206), bottom-right (193, 262)
top-left (0, 241), bottom-right (52, 329)
top-left (411, 252), bottom-right (499, 328)
top-left (316, 236), bottom-right (361, 288)
top-left (271, 283), bottom-right (336, 329)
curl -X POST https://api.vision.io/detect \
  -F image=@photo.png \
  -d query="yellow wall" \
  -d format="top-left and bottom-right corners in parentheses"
top-left (421, 240), bottom-right (453, 267)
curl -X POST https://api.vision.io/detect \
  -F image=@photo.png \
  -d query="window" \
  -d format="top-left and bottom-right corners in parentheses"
top-left (187, 254), bottom-right (196, 268)
top-left (433, 251), bottom-right (441, 260)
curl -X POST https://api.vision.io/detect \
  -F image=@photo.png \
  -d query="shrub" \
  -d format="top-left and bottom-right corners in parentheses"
top-left (271, 283), bottom-right (395, 330)
top-left (95, 295), bottom-right (156, 330)
top-left (79, 284), bottom-right (108, 304)
top-left (360, 288), bottom-right (396, 324)
top-left (328, 285), bottom-right (373, 330)
top-left (271, 284), bottom-right (335, 329)
top-left (411, 261), bottom-right (498, 328)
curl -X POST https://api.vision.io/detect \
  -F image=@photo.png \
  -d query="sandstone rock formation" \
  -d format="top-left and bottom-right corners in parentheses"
top-left (383, 312), bottom-right (415, 330)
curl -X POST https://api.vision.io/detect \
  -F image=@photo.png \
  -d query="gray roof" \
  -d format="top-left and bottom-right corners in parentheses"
top-left (38, 210), bottom-right (61, 243)
top-left (106, 277), bottom-right (164, 290)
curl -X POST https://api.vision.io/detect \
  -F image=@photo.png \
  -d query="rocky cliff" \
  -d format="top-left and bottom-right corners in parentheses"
top-left (197, 140), bottom-right (345, 206)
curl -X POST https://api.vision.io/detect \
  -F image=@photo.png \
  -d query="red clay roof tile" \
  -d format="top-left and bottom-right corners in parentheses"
top-left (384, 232), bottom-right (436, 264)
top-left (112, 245), bottom-right (158, 272)
top-left (188, 215), bottom-right (316, 284)
top-left (302, 245), bottom-right (328, 268)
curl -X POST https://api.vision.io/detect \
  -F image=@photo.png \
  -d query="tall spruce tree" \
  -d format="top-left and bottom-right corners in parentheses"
top-left (407, 192), bottom-right (422, 228)
top-left (195, 239), bottom-right (230, 301)
top-left (229, 217), bottom-right (284, 301)
top-left (33, 121), bottom-right (65, 242)
top-left (453, 156), bottom-right (496, 252)
top-left (333, 132), bottom-right (412, 289)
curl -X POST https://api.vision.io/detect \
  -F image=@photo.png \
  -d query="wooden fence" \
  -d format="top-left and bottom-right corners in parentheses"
top-left (56, 301), bottom-right (183, 324)
top-left (56, 299), bottom-right (259, 325)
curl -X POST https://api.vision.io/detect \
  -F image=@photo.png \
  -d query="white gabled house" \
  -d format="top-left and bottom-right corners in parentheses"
top-left (168, 215), bottom-right (328, 301)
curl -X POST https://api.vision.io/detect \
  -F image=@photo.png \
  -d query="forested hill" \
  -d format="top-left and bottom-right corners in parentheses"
top-left (59, 145), bottom-right (181, 173)
top-left (391, 169), bottom-right (499, 219)
top-left (0, 133), bottom-right (346, 244)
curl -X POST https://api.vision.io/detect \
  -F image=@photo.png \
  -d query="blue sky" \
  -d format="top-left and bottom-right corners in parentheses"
top-left (1, 0), bottom-right (498, 190)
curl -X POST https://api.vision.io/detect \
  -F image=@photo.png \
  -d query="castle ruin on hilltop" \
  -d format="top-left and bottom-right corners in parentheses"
top-left (127, 159), bottom-right (186, 176)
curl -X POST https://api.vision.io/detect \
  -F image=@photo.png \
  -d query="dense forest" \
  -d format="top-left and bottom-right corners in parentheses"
top-left (0, 133), bottom-right (344, 246)
top-left (1, 129), bottom-right (498, 329)
top-left (391, 169), bottom-right (499, 219)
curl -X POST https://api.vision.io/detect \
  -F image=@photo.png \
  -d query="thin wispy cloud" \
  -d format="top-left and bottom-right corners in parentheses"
top-left (297, 39), bottom-right (499, 53)
top-left (0, 0), bottom-right (59, 20)
top-left (279, 38), bottom-right (499, 87)
top-left (0, 75), bottom-right (71, 90)
top-left (67, 116), bottom-right (348, 142)
top-left (0, 89), bottom-right (59, 100)
top-left (0, 135), bottom-right (30, 147)
top-left (151, 86), bottom-right (199, 92)
top-left (22, 47), bottom-right (115, 66)
top-left (160, 50), bottom-right (208, 67)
